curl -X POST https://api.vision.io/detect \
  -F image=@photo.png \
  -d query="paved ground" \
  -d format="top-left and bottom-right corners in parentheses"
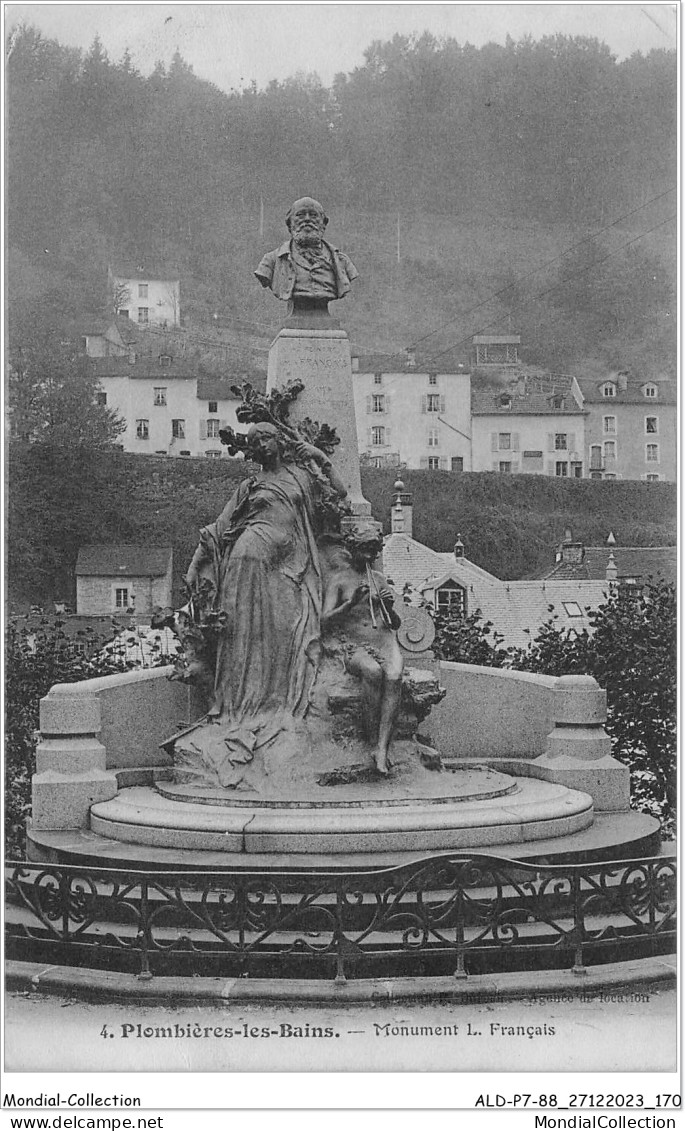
top-left (5, 981), bottom-right (676, 1074)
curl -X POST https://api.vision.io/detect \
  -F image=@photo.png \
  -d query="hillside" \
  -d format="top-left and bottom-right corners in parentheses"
top-left (6, 27), bottom-right (677, 378)
top-left (7, 445), bottom-right (676, 609)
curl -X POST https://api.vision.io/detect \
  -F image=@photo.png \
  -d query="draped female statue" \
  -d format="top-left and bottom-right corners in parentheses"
top-left (179, 422), bottom-right (347, 787)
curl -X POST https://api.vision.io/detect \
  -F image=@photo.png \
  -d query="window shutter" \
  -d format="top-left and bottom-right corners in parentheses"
top-left (421, 396), bottom-right (427, 414)
top-left (511, 459), bottom-right (520, 474)
top-left (440, 395), bottom-right (446, 413)
top-left (441, 457), bottom-right (448, 470)
top-left (547, 433), bottom-right (555, 452)
top-left (367, 427), bottom-right (373, 446)
top-left (547, 460), bottom-right (555, 476)
top-left (384, 395), bottom-right (391, 416)
top-left (492, 459), bottom-right (500, 472)
top-left (199, 420), bottom-right (206, 441)
top-left (491, 432), bottom-right (498, 452)
top-left (568, 432), bottom-right (576, 453)
top-left (385, 428), bottom-right (391, 447)
top-left (366, 396), bottom-right (372, 414)
top-left (512, 433), bottom-right (520, 451)
top-left (420, 457), bottom-right (429, 469)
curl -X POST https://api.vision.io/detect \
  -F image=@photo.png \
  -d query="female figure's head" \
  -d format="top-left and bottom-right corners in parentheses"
top-left (245, 422), bottom-right (283, 467)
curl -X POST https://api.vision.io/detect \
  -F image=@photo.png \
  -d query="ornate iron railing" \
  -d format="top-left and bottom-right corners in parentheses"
top-left (5, 854), bottom-right (676, 982)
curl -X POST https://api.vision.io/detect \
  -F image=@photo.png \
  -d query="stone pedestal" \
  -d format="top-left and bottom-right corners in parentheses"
top-left (33, 686), bottom-right (118, 830)
top-left (535, 675), bottom-right (631, 812)
top-left (267, 325), bottom-right (370, 515)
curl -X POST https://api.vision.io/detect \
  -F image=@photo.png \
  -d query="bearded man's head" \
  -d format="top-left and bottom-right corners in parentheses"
top-left (286, 197), bottom-right (328, 247)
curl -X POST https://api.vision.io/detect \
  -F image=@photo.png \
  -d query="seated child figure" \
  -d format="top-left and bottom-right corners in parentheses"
top-left (319, 522), bottom-right (403, 775)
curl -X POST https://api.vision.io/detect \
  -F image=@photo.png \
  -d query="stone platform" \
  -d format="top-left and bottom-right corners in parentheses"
top-left (87, 774), bottom-right (594, 855)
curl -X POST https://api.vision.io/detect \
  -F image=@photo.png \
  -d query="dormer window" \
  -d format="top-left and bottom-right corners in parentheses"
top-left (601, 382), bottom-right (616, 398)
top-left (435, 579), bottom-right (466, 616)
top-left (643, 384), bottom-right (658, 399)
top-left (499, 394), bottom-right (512, 409)
top-left (159, 354), bottom-right (172, 368)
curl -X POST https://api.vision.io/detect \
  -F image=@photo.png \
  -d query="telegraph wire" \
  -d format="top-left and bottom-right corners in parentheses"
top-left (422, 211), bottom-right (676, 367)
top-left (395, 185), bottom-right (675, 360)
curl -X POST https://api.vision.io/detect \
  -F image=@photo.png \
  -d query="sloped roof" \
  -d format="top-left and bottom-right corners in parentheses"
top-left (110, 262), bottom-right (179, 282)
top-left (535, 546), bottom-right (677, 584)
top-left (89, 356), bottom-right (200, 380)
top-left (576, 377), bottom-right (677, 405)
top-left (354, 353), bottom-right (469, 374)
top-left (471, 388), bottom-right (585, 416)
top-left (382, 532), bottom-right (608, 649)
top-left (197, 373), bottom-right (266, 400)
top-left (76, 546), bottom-right (172, 578)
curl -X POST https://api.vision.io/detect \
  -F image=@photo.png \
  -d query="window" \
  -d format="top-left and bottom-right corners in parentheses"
top-left (451, 457), bottom-right (464, 472)
top-left (115, 588), bottom-right (130, 610)
top-left (138, 307), bottom-right (149, 323)
top-left (371, 426), bottom-right (385, 446)
top-left (426, 394), bottom-right (441, 412)
top-left (435, 581), bottom-right (466, 616)
top-left (153, 387), bottom-right (167, 406)
top-left (555, 462), bottom-right (568, 477)
top-left (646, 473), bottom-right (660, 482)
top-left (138, 284), bottom-right (148, 299)
top-left (374, 374), bottom-right (383, 385)
top-left (563, 601), bottom-right (583, 617)
top-left (206, 419), bottom-right (221, 439)
top-left (590, 444), bottom-right (603, 470)
top-left (602, 383), bottom-right (616, 398)
top-left (427, 428), bottom-right (439, 448)
top-left (572, 462), bottom-right (583, 478)
top-left (643, 384), bottom-right (658, 399)
top-left (499, 461), bottom-right (512, 473)
top-left (603, 416), bottom-right (616, 434)
top-left (646, 443), bottom-right (659, 463)
top-left (136, 419), bottom-right (149, 440)
top-left (205, 450), bottom-right (222, 459)
top-left (555, 433), bottom-right (567, 450)
top-left (372, 394), bottom-right (385, 413)
top-left (604, 440), bottom-right (616, 460)
top-left (604, 473), bottom-right (616, 480)
top-left (118, 309), bottom-right (129, 318)
top-left (172, 419), bottom-right (186, 440)
top-left (158, 354), bottom-right (172, 368)
top-left (589, 471), bottom-right (603, 480)
top-left (498, 433), bottom-right (511, 450)
top-left (96, 391), bottom-right (107, 406)
top-left (428, 374), bottom-right (437, 386)
top-left (645, 416), bottom-right (658, 434)
top-left (427, 456), bottom-right (441, 471)
top-left (208, 401), bottom-right (218, 414)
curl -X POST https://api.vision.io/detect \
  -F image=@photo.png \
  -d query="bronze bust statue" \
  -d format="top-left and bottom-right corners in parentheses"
top-left (255, 197), bottom-right (358, 310)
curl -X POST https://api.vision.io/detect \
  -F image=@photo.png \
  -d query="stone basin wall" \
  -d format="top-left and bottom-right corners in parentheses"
top-left (32, 661), bottom-right (630, 832)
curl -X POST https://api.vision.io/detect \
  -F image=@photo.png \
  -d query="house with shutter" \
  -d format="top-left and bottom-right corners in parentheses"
top-left (383, 485), bottom-right (605, 648)
top-left (108, 263), bottom-right (181, 328)
top-left (88, 354), bottom-right (247, 458)
top-left (352, 353), bottom-right (472, 470)
top-left (574, 372), bottom-right (676, 482)
top-left (470, 379), bottom-right (587, 477)
top-left (75, 545), bottom-right (173, 617)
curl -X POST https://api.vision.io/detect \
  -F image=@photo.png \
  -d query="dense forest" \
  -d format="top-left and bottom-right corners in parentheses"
top-left (6, 25), bottom-right (677, 374)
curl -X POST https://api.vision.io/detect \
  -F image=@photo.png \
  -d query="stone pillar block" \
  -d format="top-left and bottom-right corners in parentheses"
top-left (536, 675), bottom-right (630, 812)
top-left (267, 327), bottom-right (371, 515)
top-left (31, 685), bottom-right (117, 831)
top-left (32, 770), bottom-right (118, 830)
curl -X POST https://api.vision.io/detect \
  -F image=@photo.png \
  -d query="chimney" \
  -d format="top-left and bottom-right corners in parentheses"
top-left (454, 533), bottom-right (465, 559)
top-left (559, 528), bottom-right (585, 565)
top-left (390, 478), bottom-right (413, 537)
top-left (606, 550), bottom-right (618, 583)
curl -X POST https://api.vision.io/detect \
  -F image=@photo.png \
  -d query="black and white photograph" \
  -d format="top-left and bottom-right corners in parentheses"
top-left (2, 0), bottom-right (678, 1120)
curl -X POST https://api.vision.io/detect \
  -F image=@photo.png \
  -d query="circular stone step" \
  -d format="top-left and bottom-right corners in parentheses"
top-left (89, 779), bottom-right (594, 855)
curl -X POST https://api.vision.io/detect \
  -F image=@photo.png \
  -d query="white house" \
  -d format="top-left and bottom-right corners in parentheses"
top-left (75, 545), bottom-right (173, 617)
top-left (352, 353), bottom-right (472, 471)
top-left (108, 263), bottom-right (181, 328)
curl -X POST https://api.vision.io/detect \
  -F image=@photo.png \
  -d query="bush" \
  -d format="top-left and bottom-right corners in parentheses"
top-left (5, 619), bottom-right (142, 858)
top-left (434, 579), bottom-right (677, 832)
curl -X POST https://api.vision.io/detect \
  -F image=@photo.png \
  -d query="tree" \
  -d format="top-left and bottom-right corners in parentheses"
top-left (8, 323), bottom-right (125, 448)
